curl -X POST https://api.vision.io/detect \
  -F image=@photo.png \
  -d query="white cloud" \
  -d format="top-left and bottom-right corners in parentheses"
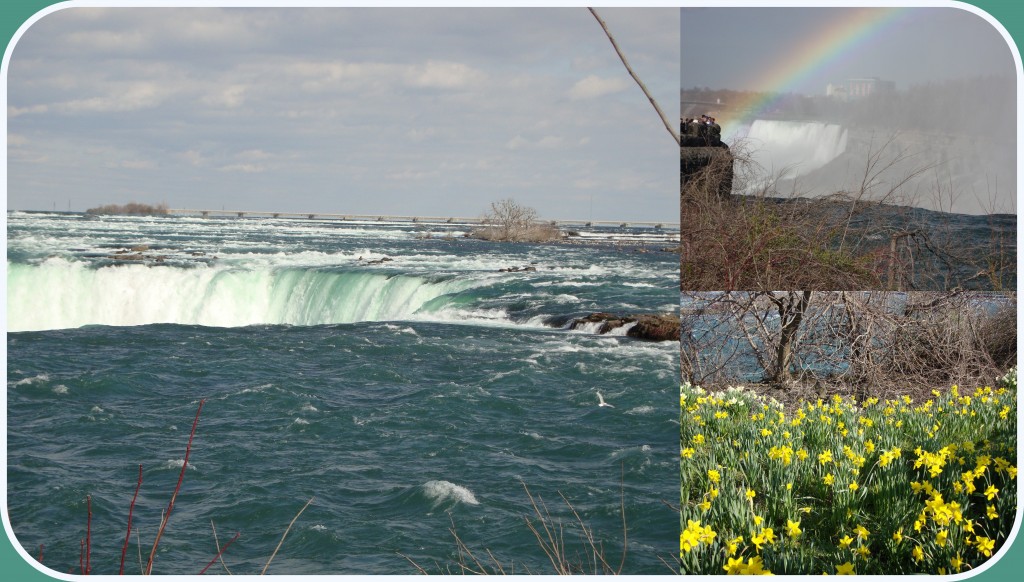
top-left (407, 60), bottom-right (482, 89)
top-left (505, 135), bottom-right (564, 150)
top-left (235, 149), bottom-right (272, 160)
top-left (536, 135), bottom-right (564, 149)
top-left (58, 82), bottom-right (163, 113)
top-left (568, 75), bottom-right (629, 100)
top-left (111, 159), bottom-right (156, 169)
top-left (505, 135), bottom-right (529, 150)
top-left (201, 84), bottom-right (247, 108)
top-left (219, 163), bottom-right (264, 173)
top-left (8, 104), bottom-right (49, 117)
top-left (179, 150), bottom-right (206, 167)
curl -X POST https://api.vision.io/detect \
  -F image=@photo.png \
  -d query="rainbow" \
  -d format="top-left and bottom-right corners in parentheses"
top-left (717, 7), bottom-right (908, 139)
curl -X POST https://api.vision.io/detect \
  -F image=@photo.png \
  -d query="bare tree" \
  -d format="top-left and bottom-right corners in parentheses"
top-left (472, 199), bottom-right (559, 243)
top-left (680, 290), bottom-right (1016, 401)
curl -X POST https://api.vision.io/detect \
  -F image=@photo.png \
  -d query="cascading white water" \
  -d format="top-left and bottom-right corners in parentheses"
top-left (6, 259), bottom-right (470, 331)
top-left (745, 120), bottom-right (848, 179)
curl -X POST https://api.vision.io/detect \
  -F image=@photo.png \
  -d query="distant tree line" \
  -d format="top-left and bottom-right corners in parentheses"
top-left (85, 202), bottom-right (169, 216)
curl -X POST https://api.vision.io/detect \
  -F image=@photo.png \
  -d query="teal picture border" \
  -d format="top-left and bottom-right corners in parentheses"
top-left (3, 0), bottom-right (1022, 578)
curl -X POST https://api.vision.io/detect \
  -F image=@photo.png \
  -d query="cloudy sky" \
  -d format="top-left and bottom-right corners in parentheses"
top-left (681, 6), bottom-right (1016, 94)
top-left (5, 7), bottom-right (678, 221)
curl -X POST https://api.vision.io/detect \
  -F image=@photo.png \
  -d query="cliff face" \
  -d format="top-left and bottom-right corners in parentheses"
top-left (680, 122), bottom-right (734, 198)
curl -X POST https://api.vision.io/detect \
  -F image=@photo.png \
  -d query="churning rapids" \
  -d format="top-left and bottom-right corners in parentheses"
top-left (6, 211), bottom-right (679, 574)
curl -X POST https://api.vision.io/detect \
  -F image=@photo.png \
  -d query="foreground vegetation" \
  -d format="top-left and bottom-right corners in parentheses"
top-left (680, 135), bottom-right (1016, 292)
top-left (680, 369), bottom-right (1018, 575)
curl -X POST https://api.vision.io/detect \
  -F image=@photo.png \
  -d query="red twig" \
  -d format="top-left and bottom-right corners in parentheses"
top-left (144, 399), bottom-right (206, 575)
top-left (120, 464), bottom-right (144, 575)
top-left (37, 544), bottom-right (44, 564)
top-left (197, 532), bottom-right (240, 575)
top-left (86, 495), bottom-right (92, 575)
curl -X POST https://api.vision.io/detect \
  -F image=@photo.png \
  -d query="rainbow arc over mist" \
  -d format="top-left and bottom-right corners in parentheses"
top-left (716, 7), bottom-right (907, 139)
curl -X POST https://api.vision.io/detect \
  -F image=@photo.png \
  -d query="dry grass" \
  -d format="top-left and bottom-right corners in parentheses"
top-left (401, 478), bottom-right (666, 575)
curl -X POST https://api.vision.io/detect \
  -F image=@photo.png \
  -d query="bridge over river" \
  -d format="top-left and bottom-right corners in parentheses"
top-left (168, 209), bottom-right (678, 229)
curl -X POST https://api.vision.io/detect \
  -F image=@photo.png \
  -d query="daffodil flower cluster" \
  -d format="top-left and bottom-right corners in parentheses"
top-left (680, 372), bottom-right (1017, 575)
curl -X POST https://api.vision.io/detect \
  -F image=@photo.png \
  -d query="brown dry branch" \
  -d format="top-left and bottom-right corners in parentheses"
top-left (119, 464), bottom-right (143, 574)
top-left (198, 531), bottom-right (240, 575)
top-left (145, 398), bottom-right (206, 575)
top-left (681, 133), bottom-right (1014, 292)
top-left (680, 291), bottom-right (1016, 402)
top-left (210, 520), bottom-right (234, 575)
top-left (261, 496), bottom-right (315, 575)
top-left (403, 480), bottom-right (633, 575)
top-left (86, 495), bottom-right (92, 574)
top-left (588, 7), bottom-right (680, 147)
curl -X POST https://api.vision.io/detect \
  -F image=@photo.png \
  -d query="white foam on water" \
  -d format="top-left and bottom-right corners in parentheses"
top-left (422, 480), bottom-right (479, 506)
top-left (569, 321), bottom-right (605, 335)
top-left (293, 418), bottom-right (310, 426)
top-left (52, 385), bottom-right (69, 395)
top-left (163, 459), bottom-right (196, 470)
top-left (13, 374), bottom-right (49, 386)
top-left (606, 321), bottom-right (638, 337)
top-left (626, 405), bottom-right (655, 415)
top-left (488, 370), bottom-right (516, 382)
top-left (300, 404), bottom-right (319, 413)
top-left (90, 405), bottom-right (104, 413)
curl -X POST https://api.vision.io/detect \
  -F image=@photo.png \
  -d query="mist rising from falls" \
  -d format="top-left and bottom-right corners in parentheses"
top-left (743, 120), bottom-right (849, 180)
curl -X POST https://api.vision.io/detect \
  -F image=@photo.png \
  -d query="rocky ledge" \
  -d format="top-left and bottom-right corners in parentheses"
top-left (569, 312), bottom-right (680, 342)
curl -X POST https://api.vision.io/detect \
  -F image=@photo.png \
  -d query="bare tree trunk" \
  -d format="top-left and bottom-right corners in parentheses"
top-left (766, 291), bottom-right (812, 385)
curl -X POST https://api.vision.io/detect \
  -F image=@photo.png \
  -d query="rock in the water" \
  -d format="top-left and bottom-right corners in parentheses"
top-left (626, 314), bottom-right (681, 342)
top-left (569, 312), bottom-right (680, 341)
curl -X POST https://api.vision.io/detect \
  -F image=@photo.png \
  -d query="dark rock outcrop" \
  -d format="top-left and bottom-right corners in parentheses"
top-left (627, 314), bottom-right (681, 342)
top-left (569, 312), bottom-right (680, 342)
top-left (681, 120), bottom-right (734, 198)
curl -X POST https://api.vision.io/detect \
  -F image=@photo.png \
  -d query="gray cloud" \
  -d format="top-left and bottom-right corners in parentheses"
top-left (7, 7), bottom-right (679, 221)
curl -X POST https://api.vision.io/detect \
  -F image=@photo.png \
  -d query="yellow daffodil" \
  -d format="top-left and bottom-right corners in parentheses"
top-left (975, 536), bottom-right (995, 557)
top-left (723, 556), bottom-right (744, 575)
top-left (951, 554), bottom-right (964, 572)
top-left (985, 485), bottom-right (999, 500)
top-left (835, 562), bottom-right (855, 575)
